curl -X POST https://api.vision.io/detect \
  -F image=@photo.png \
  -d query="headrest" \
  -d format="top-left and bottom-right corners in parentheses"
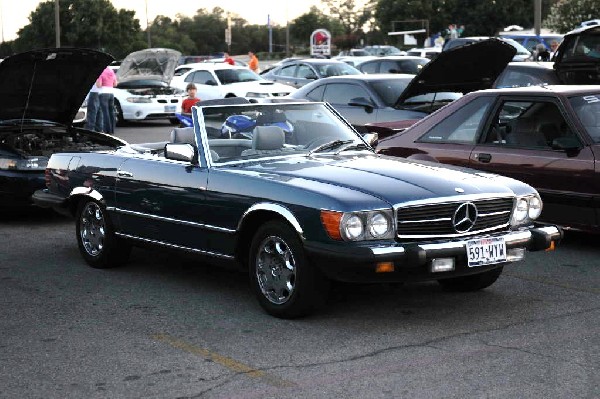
top-left (253, 126), bottom-right (285, 150)
top-left (170, 127), bottom-right (195, 144)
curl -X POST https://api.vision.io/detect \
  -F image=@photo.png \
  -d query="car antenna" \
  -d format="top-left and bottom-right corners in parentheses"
top-left (429, 91), bottom-right (438, 113)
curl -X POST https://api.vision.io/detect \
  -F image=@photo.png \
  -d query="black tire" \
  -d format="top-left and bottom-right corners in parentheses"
top-left (438, 266), bottom-right (503, 292)
top-left (114, 101), bottom-right (125, 126)
top-left (75, 199), bottom-right (131, 269)
top-left (248, 221), bottom-right (329, 318)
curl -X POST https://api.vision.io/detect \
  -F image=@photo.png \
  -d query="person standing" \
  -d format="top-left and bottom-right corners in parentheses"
top-left (223, 52), bottom-right (235, 65)
top-left (248, 51), bottom-right (259, 73)
top-left (84, 79), bottom-right (103, 132)
top-left (98, 66), bottom-right (118, 134)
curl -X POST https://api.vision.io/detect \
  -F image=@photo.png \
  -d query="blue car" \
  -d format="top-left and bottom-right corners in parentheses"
top-left (34, 100), bottom-right (562, 318)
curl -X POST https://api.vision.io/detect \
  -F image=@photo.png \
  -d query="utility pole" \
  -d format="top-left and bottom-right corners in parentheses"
top-left (534, 0), bottom-right (542, 36)
top-left (145, 0), bottom-right (151, 48)
top-left (54, 0), bottom-right (60, 47)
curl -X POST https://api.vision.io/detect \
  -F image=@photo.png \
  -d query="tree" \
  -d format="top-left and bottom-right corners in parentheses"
top-left (13, 0), bottom-right (143, 59)
top-left (545, 0), bottom-right (600, 33)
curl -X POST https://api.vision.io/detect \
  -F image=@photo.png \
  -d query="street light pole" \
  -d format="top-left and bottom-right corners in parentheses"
top-left (145, 0), bottom-right (151, 48)
top-left (54, 0), bottom-right (60, 47)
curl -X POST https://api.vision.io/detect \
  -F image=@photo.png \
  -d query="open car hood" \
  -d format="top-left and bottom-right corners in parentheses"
top-left (395, 39), bottom-right (516, 107)
top-left (117, 48), bottom-right (182, 84)
top-left (0, 48), bottom-right (113, 126)
top-left (553, 25), bottom-right (600, 85)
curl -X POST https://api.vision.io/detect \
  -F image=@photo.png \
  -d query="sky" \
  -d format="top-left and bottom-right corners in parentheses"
top-left (0, 0), bottom-right (323, 41)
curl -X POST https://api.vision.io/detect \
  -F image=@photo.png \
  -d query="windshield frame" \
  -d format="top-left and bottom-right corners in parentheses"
top-left (569, 93), bottom-right (600, 143)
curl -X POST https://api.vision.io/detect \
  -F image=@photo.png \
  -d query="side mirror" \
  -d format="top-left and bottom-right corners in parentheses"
top-left (362, 132), bottom-right (378, 147)
top-left (205, 80), bottom-right (218, 86)
top-left (164, 143), bottom-right (198, 163)
top-left (305, 74), bottom-right (318, 80)
top-left (348, 97), bottom-right (375, 112)
top-left (552, 136), bottom-right (581, 152)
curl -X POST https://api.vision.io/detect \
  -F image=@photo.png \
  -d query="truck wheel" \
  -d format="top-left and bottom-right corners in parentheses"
top-left (438, 267), bottom-right (503, 292)
top-left (249, 221), bottom-right (329, 318)
top-left (76, 199), bottom-right (131, 269)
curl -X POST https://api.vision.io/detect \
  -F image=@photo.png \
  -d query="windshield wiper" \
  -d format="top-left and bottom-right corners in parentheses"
top-left (334, 142), bottom-right (371, 155)
top-left (308, 139), bottom-right (354, 155)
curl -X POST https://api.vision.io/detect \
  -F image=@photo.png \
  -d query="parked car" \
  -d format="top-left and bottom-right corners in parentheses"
top-left (443, 37), bottom-right (531, 61)
top-left (356, 56), bottom-right (430, 74)
top-left (334, 55), bottom-right (378, 67)
top-left (337, 49), bottom-right (371, 57)
top-left (33, 100), bottom-right (561, 318)
top-left (0, 48), bottom-right (127, 209)
top-left (114, 48), bottom-right (185, 124)
top-left (260, 59), bottom-right (362, 88)
top-left (498, 32), bottom-right (563, 52)
top-left (494, 61), bottom-right (561, 88)
top-left (375, 85), bottom-right (600, 232)
top-left (289, 38), bottom-right (516, 132)
top-left (405, 47), bottom-right (442, 59)
top-left (363, 45), bottom-right (406, 56)
top-left (552, 24), bottom-right (600, 85)
top-left (170, 63), bottom-right (295, 101)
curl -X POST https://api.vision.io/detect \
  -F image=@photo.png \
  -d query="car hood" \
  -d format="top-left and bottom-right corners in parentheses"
top-left (0, 48), bottom-right (112, 126)
top-left (235, 154), bottom-right (527, 206)
top-left (395, 39), bottom-right (516, 107)
top-left (117, 48), bottom-right (182, 84)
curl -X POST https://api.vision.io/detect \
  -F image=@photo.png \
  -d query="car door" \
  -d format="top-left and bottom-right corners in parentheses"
top-left (186, 70), bottom-right (221, 100)
top-left (322, 82), bottom-right (378, 128)
top-left (294, 63), bottom-right (319, 87)
top-left (469, 96), bottom-right (597, 227)
top-left (271, 64), bottom-right (297, 86)
top-left (114, 155), bottom-right (210, 250)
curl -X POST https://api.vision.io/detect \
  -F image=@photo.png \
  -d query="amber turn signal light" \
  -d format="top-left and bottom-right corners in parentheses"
top-left (375, 262), bottom-right (395, 273)
top-left (320, 210), bottom-right (343, 240)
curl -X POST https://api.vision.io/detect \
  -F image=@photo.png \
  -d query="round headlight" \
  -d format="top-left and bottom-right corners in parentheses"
top-left (368, 213), bottom-right (390, 238)
top-left (513, 198), bottom-right (529, 223)
top-left (343, 214), bottom-right (364, 240)
top-left (528, 195), bottom-right (542, 219)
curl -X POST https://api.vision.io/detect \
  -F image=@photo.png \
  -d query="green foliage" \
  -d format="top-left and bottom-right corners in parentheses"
top-left (545, 0), bottom-right (600, 33)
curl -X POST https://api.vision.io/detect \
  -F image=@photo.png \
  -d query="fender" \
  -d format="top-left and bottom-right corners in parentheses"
top-left (238, 202), bottom-right (304, 238)
top-left (406, 153), bottom-right (440, 163)
top-left (69, 187), bottom-right (105, 205)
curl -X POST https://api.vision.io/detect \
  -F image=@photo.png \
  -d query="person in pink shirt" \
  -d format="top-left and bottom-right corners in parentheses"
top-left (98, 67), bottom-right (118, 133)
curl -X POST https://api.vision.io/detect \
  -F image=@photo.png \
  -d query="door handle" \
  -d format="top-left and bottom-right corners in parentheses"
top-left (117, 171), bottom-right (133, 178)
top-left (476, 153), bottom-right (492, 163)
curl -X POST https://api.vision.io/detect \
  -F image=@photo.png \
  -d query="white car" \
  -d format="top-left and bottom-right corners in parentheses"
top-left (170, 63), bottom-right (295, 101)
top-left (406, 47), bottom-right (443, 59)
top-left (113, 48), bottom-right (185, 124)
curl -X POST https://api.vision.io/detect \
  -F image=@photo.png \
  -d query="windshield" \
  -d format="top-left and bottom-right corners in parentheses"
top-left (368, 78), bottom-right (461, 107)
top-left (313, 63), bottom-right (362, 77)
top-left (569, 94), bottom-right (600, 142)
top-left (214, 69), bottom-right (262, 84)
top-left (198, 103), bottom-right (366, 163)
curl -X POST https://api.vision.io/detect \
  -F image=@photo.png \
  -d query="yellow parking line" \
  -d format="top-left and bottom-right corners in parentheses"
top-left (152, 334), bottom-right (296, 388)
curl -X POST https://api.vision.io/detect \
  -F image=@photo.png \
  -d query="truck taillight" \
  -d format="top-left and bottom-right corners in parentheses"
top-left (44, 168), bottom-right (51, 188)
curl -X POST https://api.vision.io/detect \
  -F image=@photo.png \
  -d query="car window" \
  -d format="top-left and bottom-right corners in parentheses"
top-left (323, 83), bottom-right (371, 105)
top-left (306, 85), bottom-right (325, 101)
top-left (174, 67), bottom-right (193, 77)
top-left (367, 78), bottom-right (412, 107)
top-left (569, 94), bottom-right (600, 143)
top-left (418, 96), bottom-right (493, 144)
top-left (313, 63), bottom-right (361, 77)
top-left (380, 60), bottom-right (400, 73)
top-left (524, 38), bottom-right (542, 51)
top-left (214, 69), bottom-right (261, 84)
top-left (561, 34), bottom-right (600, 60)
top-left (485, 100), bottom-right (577, 148)
top-left (296, 64), bottom-right (316, 79)
top-left (495, 69), bottom-right (554, 88)
top-left (359, 61), bottom-right (379, 74)
top-left (277, 64), bottom-right (296, 77)
top-left (189, 70), bottom-right (216, 85)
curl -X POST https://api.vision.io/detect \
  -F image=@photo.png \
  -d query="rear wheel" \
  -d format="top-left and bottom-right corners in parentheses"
top-left (76, 199), bottom-right (131, 269)
top-left (114, 101), bottom-right (125, 126)
top-left (437, 267), bottom-right (503, 292)
top-left (248, 221), bottom-right (329, 318)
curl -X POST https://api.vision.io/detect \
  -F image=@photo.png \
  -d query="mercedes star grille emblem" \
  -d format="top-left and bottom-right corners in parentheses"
top-left (453, 202), bottom-right (478, 233)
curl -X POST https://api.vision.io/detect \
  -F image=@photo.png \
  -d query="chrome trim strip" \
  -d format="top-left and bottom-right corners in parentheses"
top-left (393, 193), bottom-right (515, 210)
top-left (110, 207), bottom-right (236, 233)
top-left (115, 233), bottom-right (234, 260)
top-left (418, 230), bottom-right (532, 252)
top-left (239, 203), bottom-right (304, 238)
top-left (397, 223), bottom-right (511, 239)
top-left (399, 217), bottom-right (451, 224)
top-left (371, 246), bottom-right (406, 255)
top-left (194, 106), bottom-right (211, 168)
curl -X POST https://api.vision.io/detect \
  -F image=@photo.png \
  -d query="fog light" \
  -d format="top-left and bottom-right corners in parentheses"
top-left (506, 248), bottom-right (526, 262)
top-left (375, 262), bottom-right (395, 273)
top-left (431, 258), bottom-right (455, 273)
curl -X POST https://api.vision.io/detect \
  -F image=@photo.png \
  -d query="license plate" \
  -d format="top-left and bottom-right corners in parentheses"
top-left (164, 105), bottom-right (176, 112)
top-left (466, 237), bottom-right (506, 267)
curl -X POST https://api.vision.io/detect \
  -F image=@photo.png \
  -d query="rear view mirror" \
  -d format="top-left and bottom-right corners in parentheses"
top-left (348, 97), bottom-right (375, 111)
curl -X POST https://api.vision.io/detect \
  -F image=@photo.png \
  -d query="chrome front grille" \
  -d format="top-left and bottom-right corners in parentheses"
top-left (396, 197), bottom-right (514, 239)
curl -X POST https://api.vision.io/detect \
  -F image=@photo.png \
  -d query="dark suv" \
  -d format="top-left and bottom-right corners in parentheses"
top-left (552, 24), bottom-right (600, 85)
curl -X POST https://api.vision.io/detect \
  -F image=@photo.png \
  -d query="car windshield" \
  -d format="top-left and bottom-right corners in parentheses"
top-left (198, 103), bottom-right (367, 163)
top-left (569, 94), bottom-right (600, 142)
top-left (368, 78), bottom-right (461, 107)
top-left (214, 69), bottom-right (262, 84)
top-left (312, 63), bottom-right (362, 77)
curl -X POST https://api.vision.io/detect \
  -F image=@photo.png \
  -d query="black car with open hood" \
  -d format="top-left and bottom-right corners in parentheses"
top-left (0, 48), bottom-right (126, 210)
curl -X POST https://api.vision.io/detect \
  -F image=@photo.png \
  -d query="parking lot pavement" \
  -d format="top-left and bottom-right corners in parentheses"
top-left (0, 210), bottom-right (598, 398)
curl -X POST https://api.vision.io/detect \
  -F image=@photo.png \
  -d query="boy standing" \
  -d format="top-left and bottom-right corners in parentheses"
top-left (181, 83), bottom-right (200, 114)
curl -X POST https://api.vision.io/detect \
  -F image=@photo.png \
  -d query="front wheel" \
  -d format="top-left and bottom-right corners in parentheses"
top-left (249, 221), bottom-right (329, 318)
top-left (437, 267), bottom-right (503, 292)
top-left (76, 199), bottom-right (131, 269)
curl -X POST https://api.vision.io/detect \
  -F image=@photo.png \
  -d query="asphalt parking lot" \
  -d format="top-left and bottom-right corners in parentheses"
top-left (1, 121), bottom-right (598, 398)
